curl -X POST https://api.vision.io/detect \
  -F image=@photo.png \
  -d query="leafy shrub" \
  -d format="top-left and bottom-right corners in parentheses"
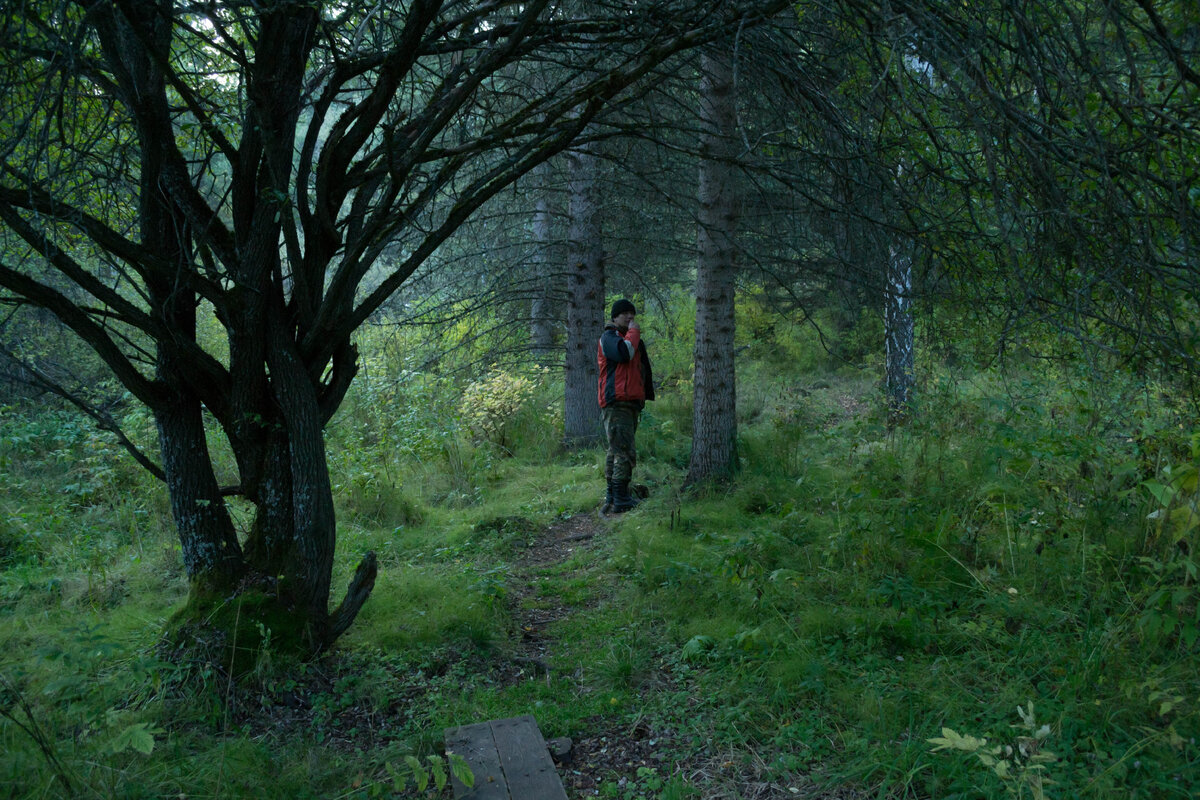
top-left (457, 368), bottom-right (537, 451)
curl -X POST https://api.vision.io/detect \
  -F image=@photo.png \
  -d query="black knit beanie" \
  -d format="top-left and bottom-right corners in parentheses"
top-left (610, 298), bottom-right (636, 320)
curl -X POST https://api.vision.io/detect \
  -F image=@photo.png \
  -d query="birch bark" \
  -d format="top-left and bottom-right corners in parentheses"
top-left (884, 240), bottom-right (915, 422)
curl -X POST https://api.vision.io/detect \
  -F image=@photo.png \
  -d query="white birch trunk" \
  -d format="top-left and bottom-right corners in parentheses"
top-left (884, 241), bottom-right (915, 421)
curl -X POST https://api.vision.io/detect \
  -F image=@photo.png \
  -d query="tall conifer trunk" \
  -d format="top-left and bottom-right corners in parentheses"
top-left (688, 47), bottom-right (739, 484)
top-left (563, 142), bottom-right (604, 446)
top-left (530, 160), bottom-right (559, 359)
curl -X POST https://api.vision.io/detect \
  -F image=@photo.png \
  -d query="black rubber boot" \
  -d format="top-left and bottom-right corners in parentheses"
top-left (612, 481), bottom-right (641, 513)
top-left (602, 481), bottom-right (615, 514)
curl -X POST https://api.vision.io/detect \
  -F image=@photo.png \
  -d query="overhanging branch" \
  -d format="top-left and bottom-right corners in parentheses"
top-left (0, 345), bottom-right (166, 482)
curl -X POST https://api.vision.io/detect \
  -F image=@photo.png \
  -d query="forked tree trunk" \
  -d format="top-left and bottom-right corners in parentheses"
top-left (884, 240), bottom-right (915, 423)
top-left (687, 47), bottom-right (740, 485)
top-left (117, 0), bottom-right (247, 595)
top-left (563, 142), bottom-right (604, 446)
top-left (265, 301), bottom-right (338, 634)
top-left (6, 0), bottom-right (778, 663)
top-left (241, 430), bottom-right (295, 576)
top-left (126, 0), bottom-right (375, 654)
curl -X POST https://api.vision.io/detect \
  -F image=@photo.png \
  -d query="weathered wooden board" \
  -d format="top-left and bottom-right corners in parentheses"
top-left (445, 721), bottom-right (509, 800)
top-left (444, 715), bottom-right (567, 800)
top-left (489, 716), bottom-right (568, 799)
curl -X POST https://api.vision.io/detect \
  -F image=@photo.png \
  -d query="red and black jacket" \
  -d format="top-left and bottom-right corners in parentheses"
top-left (597, 323), bottom-right (655, 408)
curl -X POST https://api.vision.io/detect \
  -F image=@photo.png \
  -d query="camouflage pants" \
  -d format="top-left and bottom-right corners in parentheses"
top-left (602, 402), bottom-right (641, 484)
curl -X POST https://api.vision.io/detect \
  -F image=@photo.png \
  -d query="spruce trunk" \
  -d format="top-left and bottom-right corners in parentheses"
top-left (688, 48), bottom-right (739, 485)
top-left (563, 143), bottom-right (604, 447)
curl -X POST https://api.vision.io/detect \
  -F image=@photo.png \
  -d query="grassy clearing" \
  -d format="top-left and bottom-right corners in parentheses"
top-left (1, 318), bottom-right (1199, 798)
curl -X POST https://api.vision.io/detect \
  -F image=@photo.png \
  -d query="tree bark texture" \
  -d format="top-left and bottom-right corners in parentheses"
top-left (530, 160), bottom-right (560, 360)
top-left (563, 143), bottom-right (604, 447)
top-left (264, 295), bottom-right (339, 636)
top-left (687, 48), bottom-right (740, 485)
top-left (885, 240), bottom-right (915, 422)
top-left (106, 0), bottom-right (246, 592)
top-left (155, 396), bottom-right (244, 588)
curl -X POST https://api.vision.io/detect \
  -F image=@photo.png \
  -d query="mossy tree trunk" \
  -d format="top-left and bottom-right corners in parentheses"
top-left (96, 0), bottom-right (377, 654)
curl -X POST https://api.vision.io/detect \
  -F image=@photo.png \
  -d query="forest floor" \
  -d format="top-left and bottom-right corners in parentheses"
top-left (502, 513), bottom-right (866, 799)
top-left (5, 356), bottom-right (1199, 799)
top-left (159, 512), bottom-right (839, 798)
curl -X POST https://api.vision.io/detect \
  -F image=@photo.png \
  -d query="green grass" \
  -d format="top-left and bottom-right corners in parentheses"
top-left (2, 328), bottom-right (1200, 799)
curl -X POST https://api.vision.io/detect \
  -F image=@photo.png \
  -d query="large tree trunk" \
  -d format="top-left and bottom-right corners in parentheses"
top-left (687, 47), bottom-right (740, 485)
top-left (530, 160), bottom-right (559, 361)
top-left (155, 395), bottom-right (244, 591)
top-left (242, 430), bottom-right (295, 576)
top-left (116, 0), bottom-right (367, 652)
top-left (110, 0), bottom-right (246, 594)
top-left (265, 310), bottom-right (337, 634)
top-left (563, 142), bottom-right (604, 447)
top-left (884, 239), bottom-right (915, 423)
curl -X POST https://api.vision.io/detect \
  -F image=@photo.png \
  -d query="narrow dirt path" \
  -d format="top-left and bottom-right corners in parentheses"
top-left (494, 513), bottom-right (863, 800)
top-left (496, 514), bottom-right (687, 797)
top-left (501, 513), bottom-right (603, 684)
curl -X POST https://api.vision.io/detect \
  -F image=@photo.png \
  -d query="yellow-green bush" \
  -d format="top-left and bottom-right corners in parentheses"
top-left (457, 367), bottom-right (538, 451)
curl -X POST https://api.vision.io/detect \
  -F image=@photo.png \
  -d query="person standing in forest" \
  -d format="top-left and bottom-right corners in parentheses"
top-left (598, 298), bottom-right (654, 513)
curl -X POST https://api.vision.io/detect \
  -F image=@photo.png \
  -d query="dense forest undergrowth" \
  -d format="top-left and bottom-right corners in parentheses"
top-left (1, 305), bottom-right (1198, 799)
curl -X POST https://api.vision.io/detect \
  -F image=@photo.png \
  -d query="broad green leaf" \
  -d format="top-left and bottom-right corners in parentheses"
top-left (768, 568), bottom-right (803, 586)
top-left (1144, 480), bottom-right (1173, 507)
top-left (109, 722), bottom-right (157, 755)
top-left (386, 762), bottom-right (408, 792)
top-left (405, 755), bottom-right (429, 792)
top-left (928, 727), bottom-right (989, 752)
top-left (449, 753), bottom-right (475, 788)
top-left (680, 635), bottom-right (716, 662)
top-left (1182, 625), bottom-right (1199, 649)
top-left (428, 755), bottom-right (447, 791)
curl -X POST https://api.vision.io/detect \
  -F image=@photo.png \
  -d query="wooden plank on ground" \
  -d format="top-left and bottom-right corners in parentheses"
top-left (489, 715), bottom-right (568, 800)
top-left (443, 715), bottom-right (567, 800)
top-left (444, 721), bottom-right (509, 800)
